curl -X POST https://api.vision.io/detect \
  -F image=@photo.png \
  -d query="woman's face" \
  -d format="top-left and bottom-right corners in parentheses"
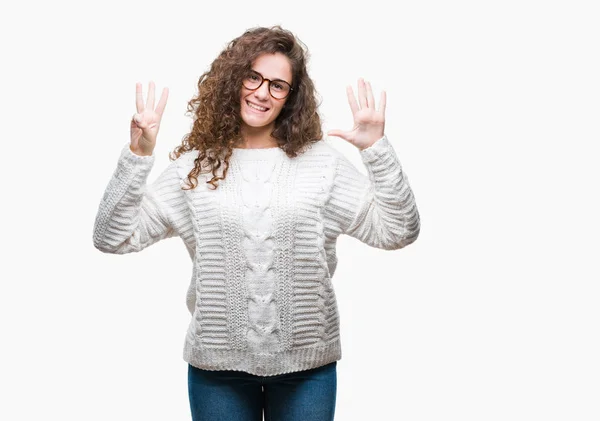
top-left (239, 52), bottom-right (293, 131)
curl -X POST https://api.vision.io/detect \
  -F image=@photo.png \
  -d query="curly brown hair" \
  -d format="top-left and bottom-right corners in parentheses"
top-left (169, 25), bottom-right (323, 190)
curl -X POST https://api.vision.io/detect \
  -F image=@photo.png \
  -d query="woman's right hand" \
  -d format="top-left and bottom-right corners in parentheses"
top-left (129, 81), bottom-right (169, 156)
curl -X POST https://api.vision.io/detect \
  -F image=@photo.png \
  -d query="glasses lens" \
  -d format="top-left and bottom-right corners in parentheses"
top-left (243, 72), bottom-right (262, 90)
top-left (269, 81), bottom-right (291, 99)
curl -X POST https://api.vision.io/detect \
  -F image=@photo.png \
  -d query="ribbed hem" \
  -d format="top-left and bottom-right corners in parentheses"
top-left (183, 339), bottom-right (342, 377)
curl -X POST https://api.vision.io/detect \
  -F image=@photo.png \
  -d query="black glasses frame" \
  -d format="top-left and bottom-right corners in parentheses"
top-left (242, 70), bottom-right (293, 100)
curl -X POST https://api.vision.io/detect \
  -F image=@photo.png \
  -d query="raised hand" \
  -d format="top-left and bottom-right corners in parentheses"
top-left (130, 81), bottom-right (169, 156)
top-left (327, 78), bottom-right (386, 150)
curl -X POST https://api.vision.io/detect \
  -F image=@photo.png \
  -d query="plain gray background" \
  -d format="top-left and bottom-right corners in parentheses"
top-left (1, 0), bottom-right (598, 420)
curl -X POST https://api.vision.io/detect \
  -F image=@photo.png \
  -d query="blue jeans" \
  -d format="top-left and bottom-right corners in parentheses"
top-left (188, 361), bottom-right (337, 421)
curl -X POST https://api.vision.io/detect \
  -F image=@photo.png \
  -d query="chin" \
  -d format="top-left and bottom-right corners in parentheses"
top-left (242, 116), bottom-right (272, 128)
top-left (241, 105), bottom-right (275, 128)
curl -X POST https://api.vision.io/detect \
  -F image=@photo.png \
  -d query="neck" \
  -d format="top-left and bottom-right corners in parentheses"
top-left (238, 124), bottom-right (278, 149)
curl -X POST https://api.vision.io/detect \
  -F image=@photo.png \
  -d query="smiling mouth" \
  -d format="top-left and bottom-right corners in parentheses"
top-left (246, 100), bottom-right (269, 112)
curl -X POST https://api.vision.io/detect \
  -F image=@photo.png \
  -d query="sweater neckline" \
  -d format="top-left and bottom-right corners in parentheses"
top-left (231, 146), bottom-right (286, 161)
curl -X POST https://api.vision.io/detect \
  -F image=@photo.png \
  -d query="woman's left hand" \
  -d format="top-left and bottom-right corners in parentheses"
top-left (327, 78), bottom-right (386, 150)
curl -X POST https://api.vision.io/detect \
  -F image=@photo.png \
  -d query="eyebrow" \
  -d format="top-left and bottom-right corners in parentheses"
top-left (250, 69), bottom-right (292, 86)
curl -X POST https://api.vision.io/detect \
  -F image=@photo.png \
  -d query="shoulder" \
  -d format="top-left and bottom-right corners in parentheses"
top-left (171, 149), bottom-right (228, 186)
top-left (172, 150), bottom-right (200, 178)
top-left (297, 138), bottom-right (347, 163)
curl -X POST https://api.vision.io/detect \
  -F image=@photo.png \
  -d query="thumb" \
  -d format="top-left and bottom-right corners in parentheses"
top-left (327, 129), bottom-right (350, 140)
top-left (132, 113), bottom-right (147, 128)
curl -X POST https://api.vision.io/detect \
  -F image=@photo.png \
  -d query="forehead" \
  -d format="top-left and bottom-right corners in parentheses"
top-left (251, 53), bottom-right (292, 81)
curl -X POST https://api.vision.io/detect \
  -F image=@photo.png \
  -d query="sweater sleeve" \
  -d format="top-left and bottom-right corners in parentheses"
top-left (326, 135), bottom-right (420, 250)
top-left (92, 143), bottom-right (186, 254)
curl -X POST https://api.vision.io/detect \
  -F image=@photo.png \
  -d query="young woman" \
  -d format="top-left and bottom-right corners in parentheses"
top-left (93, 25), bottom-right (420, 421)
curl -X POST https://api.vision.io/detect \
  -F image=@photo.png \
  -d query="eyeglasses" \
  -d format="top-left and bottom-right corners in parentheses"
top-left (242, 70), bottom-right (293, 100)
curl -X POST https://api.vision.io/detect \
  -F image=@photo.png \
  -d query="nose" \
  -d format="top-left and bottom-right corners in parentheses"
top-left (253, 82), bottom-right (270, 100)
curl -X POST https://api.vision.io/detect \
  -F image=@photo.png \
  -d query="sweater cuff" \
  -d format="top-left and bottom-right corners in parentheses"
top-left (359, 135), bottom-right (391, 165)
top-left (119, 142), bottom-right (156, 167)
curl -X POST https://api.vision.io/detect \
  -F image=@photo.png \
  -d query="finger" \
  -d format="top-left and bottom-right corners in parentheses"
top-left (135, 82), bottom-right (144, 113)
top-left (346, 85), bottom-right (359, 115)
top-left (366, 81), bottom-right (375, 109)
top-left (146, 80), bottom-right (155, 110)
top-left (357, 78), bottom-right (368, 109)
top-left (155, 87), bottom-right (169, 118)
top-left (379, 90), bottom-right (387, 116)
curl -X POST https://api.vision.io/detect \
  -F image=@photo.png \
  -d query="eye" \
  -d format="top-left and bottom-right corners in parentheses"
top-left (249, 73), bottom-right (260, 81)
top-left (272, 82), bottom-right (284, 91)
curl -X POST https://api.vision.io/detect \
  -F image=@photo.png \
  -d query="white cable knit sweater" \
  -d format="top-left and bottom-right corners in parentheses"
top-left (93, 135), bottom-right (420, 376)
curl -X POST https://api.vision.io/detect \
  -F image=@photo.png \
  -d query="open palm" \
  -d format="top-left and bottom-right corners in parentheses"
top-left (328, 78), bottom-right (386, 150)
top-left (130, 81), bottom-right (169, 156)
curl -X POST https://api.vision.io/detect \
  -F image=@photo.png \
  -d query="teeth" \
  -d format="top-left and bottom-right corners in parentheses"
top-left (247, 101), bottom-right (267, 111)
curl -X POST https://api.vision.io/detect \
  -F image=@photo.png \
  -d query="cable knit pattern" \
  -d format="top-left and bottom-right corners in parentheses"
top-left (93, 135), bottom-right (420, 376)
top-left (235, 153), bottom-right (280, 353)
